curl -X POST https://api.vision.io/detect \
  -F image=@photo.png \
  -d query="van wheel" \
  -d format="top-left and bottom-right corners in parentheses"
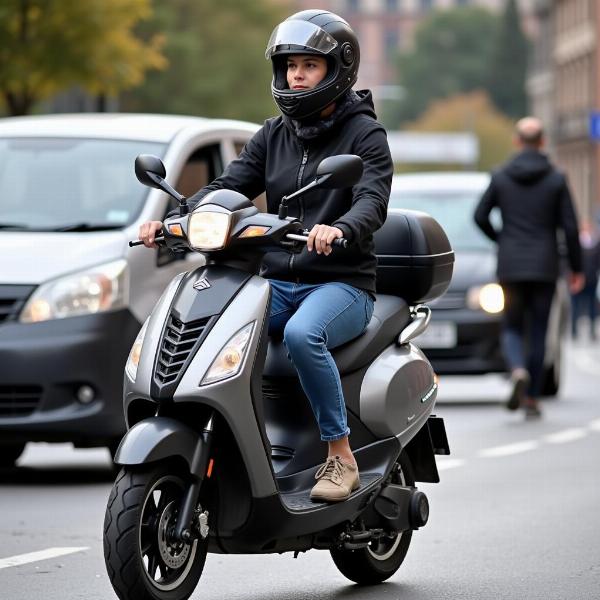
top-left (0, 443), bottom-right (26, 468)
top-left (330, 454), bottom-right (414, 585)
top-left (103, 464), bottom-right (208, 600)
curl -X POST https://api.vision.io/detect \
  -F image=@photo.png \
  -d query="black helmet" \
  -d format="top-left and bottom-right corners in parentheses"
top-left (266, 10), bottom-right (360, 120)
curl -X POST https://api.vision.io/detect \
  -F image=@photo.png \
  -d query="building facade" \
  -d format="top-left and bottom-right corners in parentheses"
top-left (528, 0), bottom-right (598, 221)
top-left (289, 1), bottom-right (536, 95)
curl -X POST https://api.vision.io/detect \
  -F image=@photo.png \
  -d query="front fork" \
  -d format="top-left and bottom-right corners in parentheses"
top-left (173, 411), bottom-right (215, 543)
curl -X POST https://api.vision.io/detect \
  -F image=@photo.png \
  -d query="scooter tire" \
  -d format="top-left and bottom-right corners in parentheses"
top-left (329, 454), bottom-right (415, 585)
top-left (103, 463), bottom-right (208, 600)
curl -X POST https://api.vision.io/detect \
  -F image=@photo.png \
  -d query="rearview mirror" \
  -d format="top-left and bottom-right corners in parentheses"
top-left (316, 155), bottom-right (363, 189)
top-left (135, 154), bottom-right (167, 189)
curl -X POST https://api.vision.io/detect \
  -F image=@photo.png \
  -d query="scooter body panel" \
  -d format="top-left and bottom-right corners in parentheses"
top-left (172, 274), bottom-right (276, 498)
top-left (360, 342), bottom-right (437, 444)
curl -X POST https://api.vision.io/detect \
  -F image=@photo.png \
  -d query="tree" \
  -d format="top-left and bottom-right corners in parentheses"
top-left (0, 0), bottom-right (166, 116)
top-left (391, 7), bottom-right (499, 126)
top-left (121, 0), bottom-right (289, 123)
top-left (404, 91), bottom-right (514, 172)
top-left (487, 0), bottom-right (528, 118)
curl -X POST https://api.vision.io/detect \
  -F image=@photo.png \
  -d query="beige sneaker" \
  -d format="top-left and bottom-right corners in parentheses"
top-left (310, 456), bottom-right (360, 503)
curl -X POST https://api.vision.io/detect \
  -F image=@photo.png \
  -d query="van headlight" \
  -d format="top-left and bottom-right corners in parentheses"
top-left (19, 259), bottom-right (128, 323)
top-left (125, 317), bottom-right (150, 382)
top-left (466, 283), bottom-right (504, 314)
top-left (188, 207), bottom-right (231, 251)
top-left (201, 322), bottom-right (254, 385)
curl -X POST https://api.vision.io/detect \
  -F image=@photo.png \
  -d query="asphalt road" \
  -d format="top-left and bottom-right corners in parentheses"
top-left (1, 337), bottom-right (599, 600)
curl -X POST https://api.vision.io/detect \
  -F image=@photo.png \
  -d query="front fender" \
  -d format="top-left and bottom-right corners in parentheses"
top-left (114, 417), bottom-right (205, 476)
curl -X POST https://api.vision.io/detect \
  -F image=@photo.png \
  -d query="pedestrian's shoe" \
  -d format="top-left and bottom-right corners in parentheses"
top-left (507, 368), bottom-right (529, 411)
top-left (310, 456), bottom-right (360, 503)
top-left (523, 397), bottom-right (542, 419)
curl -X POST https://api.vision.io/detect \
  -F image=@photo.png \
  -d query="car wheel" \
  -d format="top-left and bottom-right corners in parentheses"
top-left (541, 344), bottom-right (561, 397)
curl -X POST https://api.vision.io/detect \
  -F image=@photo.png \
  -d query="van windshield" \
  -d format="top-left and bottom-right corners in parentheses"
top-left (389, 189), bottom-right (500, 252)
top-left (0, 138), bottom-right (166, 231)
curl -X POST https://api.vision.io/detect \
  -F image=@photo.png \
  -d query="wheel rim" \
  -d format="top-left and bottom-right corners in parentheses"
top-left (367, 460), bottom-right (407, 562)
top-left (138, 475), bottom-right (198, 592)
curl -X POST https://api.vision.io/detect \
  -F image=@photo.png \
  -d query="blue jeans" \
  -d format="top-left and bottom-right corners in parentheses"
top-left (268, 279), bottom-right (374, 441)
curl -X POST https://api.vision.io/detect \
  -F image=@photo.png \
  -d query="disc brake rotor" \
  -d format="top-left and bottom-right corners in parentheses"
top-left (157, 501), bottom-right (191, 569)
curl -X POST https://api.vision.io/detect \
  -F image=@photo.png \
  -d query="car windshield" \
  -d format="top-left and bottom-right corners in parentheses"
top-left (389, 188), bottom-right (500, 252)
top-left (0, 138), bottom-right (166, 231)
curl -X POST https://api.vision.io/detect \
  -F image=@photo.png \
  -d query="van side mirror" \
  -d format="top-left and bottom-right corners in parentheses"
top-left (316, 155), bottom-right (363, 189)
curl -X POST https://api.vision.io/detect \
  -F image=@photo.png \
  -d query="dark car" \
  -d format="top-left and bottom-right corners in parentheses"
top-left (390, 172), bottom-right (568, 396)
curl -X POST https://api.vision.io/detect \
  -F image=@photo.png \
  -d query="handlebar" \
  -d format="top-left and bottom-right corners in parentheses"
top-left (129, 236), bottom-right (165, 247)
top-left (285, 233), bottom-right (348, 248)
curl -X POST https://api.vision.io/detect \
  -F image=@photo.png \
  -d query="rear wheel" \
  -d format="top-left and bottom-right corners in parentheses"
top-left (330, 453), bottom-right (415, 585)
top-left (103, 463), bottom-right (208, 600)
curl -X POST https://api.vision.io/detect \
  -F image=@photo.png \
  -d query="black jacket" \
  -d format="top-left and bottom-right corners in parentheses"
top-left (474, 149), bottom-right (582, 283)
top-left (187, 91), bottom-right (393, 293)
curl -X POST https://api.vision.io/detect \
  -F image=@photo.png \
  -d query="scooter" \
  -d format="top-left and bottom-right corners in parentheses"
top-left (103, 153), bottom-right (454, 600)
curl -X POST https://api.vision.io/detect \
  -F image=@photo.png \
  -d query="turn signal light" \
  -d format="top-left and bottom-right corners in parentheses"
top-left (239, 225), bottom-right (271, 238)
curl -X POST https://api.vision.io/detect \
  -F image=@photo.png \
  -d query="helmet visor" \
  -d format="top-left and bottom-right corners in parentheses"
top-left (265, 20), bottom-right (338, 59)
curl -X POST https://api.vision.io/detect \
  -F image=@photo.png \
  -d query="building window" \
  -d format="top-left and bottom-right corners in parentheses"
top-left (386, 0), bottom-right (398, 12)
top-left (420, 0), bottom-right (434, 11)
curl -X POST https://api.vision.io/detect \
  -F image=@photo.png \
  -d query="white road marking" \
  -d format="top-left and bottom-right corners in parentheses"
top-left (478, 440), bottom-right (540, 458)
top-left (436, 458), bottom-right (465, 470)
top-left (589, 419), bottom-right (600, 432)
top-left (543, 428), bottom-right (588, 444)
top-left (0, 547), bottom-right (88, 570)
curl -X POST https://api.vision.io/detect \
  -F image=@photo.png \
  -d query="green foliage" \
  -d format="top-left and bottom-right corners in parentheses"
top-left (391, 7), bottom-right (499, 127)
top-left (121, 0), bottom-right (290, 123)
top-left (405, 91), bottom-right (514, 172)
top-left (487, 0), bottom-right (528, 118)
top-left (0, 0), bottom-right (165, 116)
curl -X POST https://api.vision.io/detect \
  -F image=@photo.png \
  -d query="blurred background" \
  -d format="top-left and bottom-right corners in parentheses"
top-left (1, 0), bottom-right (598, 223)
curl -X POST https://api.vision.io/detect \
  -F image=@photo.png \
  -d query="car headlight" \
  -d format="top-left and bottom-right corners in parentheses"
top-left (466, 283), bottom-right (504, 314)
top-left (201, 322), bottom-right (255, 385)
top-left (20, 259), bottom-right (128, 323)
top-left (188, 206), bottom-right (231, 250)
top-left (125, 317), bottom-right (150, 382)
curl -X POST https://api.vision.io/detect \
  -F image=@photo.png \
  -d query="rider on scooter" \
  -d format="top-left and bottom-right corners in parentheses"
top-left (138, 10), bottom-right (393, 502)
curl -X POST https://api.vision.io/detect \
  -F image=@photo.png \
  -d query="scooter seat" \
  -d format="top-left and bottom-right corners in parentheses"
top-left (264, 294), bottom-right (411, 376)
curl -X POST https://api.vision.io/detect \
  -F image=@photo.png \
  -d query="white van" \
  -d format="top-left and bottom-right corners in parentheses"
top-left (0, 113), bottom-right (259, 466)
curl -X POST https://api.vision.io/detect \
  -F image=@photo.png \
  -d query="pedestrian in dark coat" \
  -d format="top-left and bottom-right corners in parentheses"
top-left (571, 220), bottom-right (600, 340)
top-left (474, 117), bottom-right (584, 418)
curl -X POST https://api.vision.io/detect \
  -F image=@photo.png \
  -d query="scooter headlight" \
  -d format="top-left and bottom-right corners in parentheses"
top-left (19, 259), bottom-right (128, 323)
top-left (466, 283), bottom-right (504, 314)
top-left (188, 205), bottom-right (231, 251)
top-left (201, 322), bottom-right (255, 385)
top-left (125, 317), bottom-right (150, 382)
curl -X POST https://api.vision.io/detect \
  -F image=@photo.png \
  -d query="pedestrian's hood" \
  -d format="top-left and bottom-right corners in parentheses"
top-left (448, 250), bottom-right (496, 290)
top-left (0, 231), bottom-right (127, 284)
top-left (503, 149), bottom-right (552, 184)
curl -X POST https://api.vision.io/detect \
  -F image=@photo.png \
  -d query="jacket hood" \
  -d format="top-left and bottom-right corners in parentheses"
top-left (503, 149), bottom-right (552, 183)
top-left (283, 89), bottom-right (377, 141)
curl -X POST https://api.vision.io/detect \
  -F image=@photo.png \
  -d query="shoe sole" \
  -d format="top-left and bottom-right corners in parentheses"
top-left (507, 377), bottom-right (528, 411)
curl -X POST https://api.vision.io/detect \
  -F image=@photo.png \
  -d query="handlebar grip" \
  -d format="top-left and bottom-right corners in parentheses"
top-left (129, 235), bottom-right (165, 248)
top-left (332, 238), bottom-right (348, 248)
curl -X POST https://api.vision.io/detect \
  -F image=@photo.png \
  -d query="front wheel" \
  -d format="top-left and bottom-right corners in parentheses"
top-left (330, 453), bottom-right (415, 585)
top-left (103, 464), bottom-right (208, 600)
